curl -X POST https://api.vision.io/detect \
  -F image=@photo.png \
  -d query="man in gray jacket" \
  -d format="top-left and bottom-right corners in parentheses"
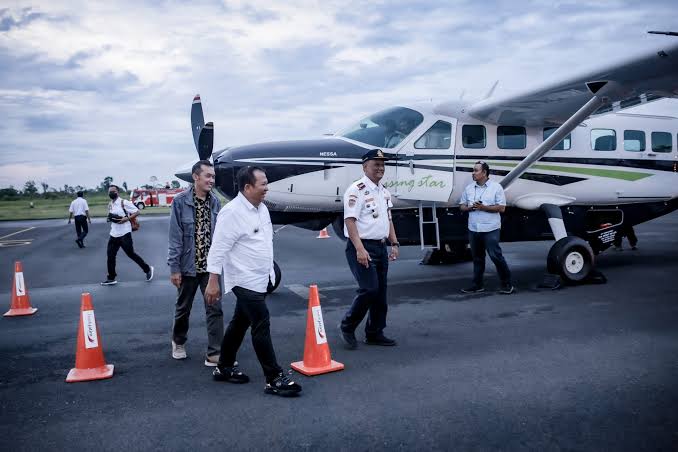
top-left (168, 160), bottom-right (224, 366)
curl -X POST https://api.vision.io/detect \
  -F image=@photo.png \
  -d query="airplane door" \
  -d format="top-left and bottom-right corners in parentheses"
top-left (390, 118), bottom-right (456, 202)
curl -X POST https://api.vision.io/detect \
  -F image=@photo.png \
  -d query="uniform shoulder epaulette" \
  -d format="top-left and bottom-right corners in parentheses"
top-left (357, 182), bottom-right (366, 190)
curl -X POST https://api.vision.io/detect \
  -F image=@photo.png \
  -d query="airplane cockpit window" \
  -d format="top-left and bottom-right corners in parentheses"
top-left (338, 107), bottom-right (424, 149)
top-left (624, 130), bottom-right (645, 152)
top-left (651, 132), bottom-right (672, 152)
top-left (415, 121), bottom-right (451, 149)
top-left (591, 129), bottom-right (617, 151)
top-left (543, 127), bottom-right (571, 150)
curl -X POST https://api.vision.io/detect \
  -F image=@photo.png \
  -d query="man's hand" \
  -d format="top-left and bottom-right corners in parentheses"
top-left (389, 246), bottom-right (399, 261)
top-left (170, 272), bottom-right (182, 288)
top-left (356, 247), bottom-right (371, 268)
top-left (88, 218), bottom-right (92, 224)
top-left (473, 201), bottom-right (484, 211)
top-left (205, 275), bottom-right (221, 304)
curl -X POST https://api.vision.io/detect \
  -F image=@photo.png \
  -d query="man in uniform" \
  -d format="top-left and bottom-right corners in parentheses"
top-left (339, 149), bottom-right (400, 350)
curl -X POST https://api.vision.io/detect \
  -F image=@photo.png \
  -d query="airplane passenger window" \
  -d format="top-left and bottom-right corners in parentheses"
top-left (651, 132), bottom-right (672, 152)
top-left (338, 107), bottom-right (424, 149)
top-left (623, 130), bottom-right (645, 152)
top-left (462, 125), bottom-right (486, 149)
top-left (542, 127), bottom-right (571, 150)
top-left (414, 121), bottom-right (451, 149)
top-left (591, 129), bottom-right (616, 151)
top-left (497, 126), bottom-right (526, 149)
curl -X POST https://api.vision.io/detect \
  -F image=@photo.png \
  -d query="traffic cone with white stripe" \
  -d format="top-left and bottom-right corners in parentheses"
top-left (291, 285), bottom-right (344, 376)
top-left (316, 227), bottom-right (330, 239)
top-left (4, 261), bottom-right (37, 317)
top-left (66, 293), bottom-right (114, 383)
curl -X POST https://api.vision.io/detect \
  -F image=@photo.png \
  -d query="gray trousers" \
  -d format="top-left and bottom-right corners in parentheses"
top-left (172, 273), bottom-right (224, 357)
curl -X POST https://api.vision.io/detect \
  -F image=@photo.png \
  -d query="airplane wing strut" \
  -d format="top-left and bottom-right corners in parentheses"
top-left (500, 92), bottom-right (605, 190)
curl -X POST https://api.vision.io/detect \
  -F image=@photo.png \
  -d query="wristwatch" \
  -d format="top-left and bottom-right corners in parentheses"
top-left (390, 241), bottom-right (400, 247)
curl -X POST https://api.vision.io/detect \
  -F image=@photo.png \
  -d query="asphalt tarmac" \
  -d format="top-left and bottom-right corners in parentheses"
top-left (1, 213), bottom-right (677, 451)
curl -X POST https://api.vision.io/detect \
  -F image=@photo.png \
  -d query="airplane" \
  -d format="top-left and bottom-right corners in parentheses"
top-left (177, 36), bottom-right (678, 293)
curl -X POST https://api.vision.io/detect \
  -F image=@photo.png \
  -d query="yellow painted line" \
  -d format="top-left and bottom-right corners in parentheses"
top-left (0, 227), bottom-right (35, 240)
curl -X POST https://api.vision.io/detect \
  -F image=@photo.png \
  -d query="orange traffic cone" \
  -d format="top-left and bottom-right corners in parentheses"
top-left (291, 285), bottom-right (344, 376)
top-left (66, 293), bottom-right (114, 383)
top-left (4, 261), bottom-right (37, 317)
top-left (316, 227), bottom-right (330, 239)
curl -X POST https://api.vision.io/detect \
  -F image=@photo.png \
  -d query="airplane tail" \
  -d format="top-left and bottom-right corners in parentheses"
top-left (191, 94), bottom-right (214, 161)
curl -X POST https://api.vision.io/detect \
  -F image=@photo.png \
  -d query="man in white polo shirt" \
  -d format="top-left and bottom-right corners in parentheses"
top-left (68, 191), bottom-right (91, 248)
top-left (204, 166), bottom-right (301, 397)
top-left (101, 184), bottom-right (153, 286)
top-left (459, 161), bottom-right (513, 294)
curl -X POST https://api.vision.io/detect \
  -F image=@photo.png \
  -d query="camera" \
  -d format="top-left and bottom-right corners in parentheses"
top-left (107, 213), bottom-right (123, 223)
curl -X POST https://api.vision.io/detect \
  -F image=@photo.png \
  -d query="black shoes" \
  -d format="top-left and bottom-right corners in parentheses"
top-left (75, 239), bottom-right (84, 248)
top-left (364, 335), bottom-right (397, 346)
top-left (145, 266), bottom-right (154, 282)
top-left (265, 372), bottom-right (302, 397)
top-left (338, 325), bottom-right (358, 350)
top-left (213, 365), bottom-right (250, 384)
top-left (100, 279), bottom-right (117, 286)
top-left (499, 284), bottom-right (514, 295)
top-left (461, 285), bottom-right (485, 294)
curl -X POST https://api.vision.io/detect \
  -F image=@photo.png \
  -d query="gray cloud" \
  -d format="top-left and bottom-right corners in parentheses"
top-left (0, 0), bottom-right (676, 189)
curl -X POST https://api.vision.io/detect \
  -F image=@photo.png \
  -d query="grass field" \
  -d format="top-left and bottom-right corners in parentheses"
top-left (0, 193), bottom-right (170, 221)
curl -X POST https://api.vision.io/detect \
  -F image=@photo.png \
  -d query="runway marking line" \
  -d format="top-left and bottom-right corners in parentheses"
top-left (0, 227), bottom-right (35, 240)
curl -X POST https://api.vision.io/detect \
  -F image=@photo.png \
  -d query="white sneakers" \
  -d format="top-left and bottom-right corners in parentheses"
top-left (172, 341), bottom-right (187, 360)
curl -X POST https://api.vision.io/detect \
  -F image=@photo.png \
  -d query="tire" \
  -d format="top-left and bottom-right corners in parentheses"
top-left (547, 236), bottom-right (594, 283)
top-left (267, 261), bottom-right (282, 294)
top-left (136, 202), bottom-right (145, 210)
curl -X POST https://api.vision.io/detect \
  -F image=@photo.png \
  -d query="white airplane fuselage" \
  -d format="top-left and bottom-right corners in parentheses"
top-left (177, 101), bottom-right (678, 251)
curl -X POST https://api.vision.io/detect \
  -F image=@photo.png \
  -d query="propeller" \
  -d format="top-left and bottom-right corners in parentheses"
top-left (191, 94), bottom-right (213, 160)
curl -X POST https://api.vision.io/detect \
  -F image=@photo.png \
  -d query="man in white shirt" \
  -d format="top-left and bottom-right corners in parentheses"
top-left (459, 161), bottom-right (513, 294)
top-left (205, 166), bottom-right (301, 397)
top-left (339, 149), bottom-right (400, 350)
top-left (101, 184), bottom-right (154, 286)
top-left (68, 191), bottom-right (91, 248)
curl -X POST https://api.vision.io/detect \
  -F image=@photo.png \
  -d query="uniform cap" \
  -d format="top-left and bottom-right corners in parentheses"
top-left (362, 149), bottom-right (389, 162)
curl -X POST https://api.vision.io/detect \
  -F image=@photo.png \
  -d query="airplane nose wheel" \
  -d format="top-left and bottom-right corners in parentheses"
top-left (547, 236), bottom-right (594, 283)
top-left (267, 261), bottom-right (282, 294)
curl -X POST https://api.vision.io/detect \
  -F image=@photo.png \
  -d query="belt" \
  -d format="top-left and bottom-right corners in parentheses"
top-left (361, 238), bottom-right (386, 244)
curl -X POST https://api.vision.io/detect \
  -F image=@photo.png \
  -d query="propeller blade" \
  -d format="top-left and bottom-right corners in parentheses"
top-left (191, 94), bottom-right (205, 151)
top-left (197, 122), bottom-right (214, 161)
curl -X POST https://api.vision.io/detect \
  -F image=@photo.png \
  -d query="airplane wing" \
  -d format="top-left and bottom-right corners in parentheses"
top-left (467, 41), bottom-right (678, 127)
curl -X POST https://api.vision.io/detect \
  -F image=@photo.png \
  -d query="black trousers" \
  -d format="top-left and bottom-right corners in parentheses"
top-left (469, 229), bottom-right (512, 287)
top-left (74, 215), bottom-right (88, 241)
top-left (218, 286), bottom-right (282, 381)
top-left (106, 233), bottom-right (150, 280)
top-left (173, 273), bottom-right (224, 357)
top-left (341, 240), bottom-right (389, 338)
top-left (613, 224), bottom-right (638, 247)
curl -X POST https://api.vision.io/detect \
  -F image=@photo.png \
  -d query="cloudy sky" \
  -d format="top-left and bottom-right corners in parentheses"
top-left (1, 0), bottom-right (676, 190)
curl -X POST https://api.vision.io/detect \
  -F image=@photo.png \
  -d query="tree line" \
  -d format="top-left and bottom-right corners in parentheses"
top-left (0, 177), bottom-right (182, 201)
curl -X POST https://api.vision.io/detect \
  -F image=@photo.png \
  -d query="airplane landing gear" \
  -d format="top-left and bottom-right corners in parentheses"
top-left (267, 261), bottom-right (282, 294)
top-left (546, 236), bottom-right (594, 283)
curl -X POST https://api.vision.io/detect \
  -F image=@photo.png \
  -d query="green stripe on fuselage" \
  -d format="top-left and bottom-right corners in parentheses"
top-left (459, 160), bottom-right (653, 181)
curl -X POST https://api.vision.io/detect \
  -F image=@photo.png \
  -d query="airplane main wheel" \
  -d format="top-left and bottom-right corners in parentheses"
top-left (267, 261), bottom-right (282, 294)
top-left (136, 202), bottom-right (145, 210)
top-left (547, 236), bottom-right (594, 283)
